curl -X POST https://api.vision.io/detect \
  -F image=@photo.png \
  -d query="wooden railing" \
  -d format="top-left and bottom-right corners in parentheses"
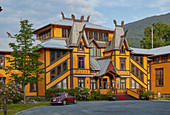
top-left (116, 89), bottom-right (126, 94)
top-left (126, 89), bottom-right (140, 99)
top-left (99, 89), bottom-right (109, 95)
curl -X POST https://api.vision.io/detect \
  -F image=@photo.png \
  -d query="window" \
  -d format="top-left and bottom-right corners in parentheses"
top-left (156, 68), bottom-right (163, 86)
top-left (153, 57), bottom-right (159, 63)
top-left (90, 43), bottom-right (101, 57)
top-left (50, 61), bottom-right (67, 81)
top-left (120, 79), bottom-right (126, 89)
top-left (62, 28), bottom-right (71, 38)
top-left (94, 32), bottom-right (98, 40)
top-left (120, 46), bottom-right (125, 54)
top-left (78, 78), bottom-right (85, 88)
top-left (51, 69), bottom-right (55, 80)
top-left (140, 56), bottom-right (143, 66)
top-left (131, 64), bottom-right (135, 73)
top-left (131, 78), bottom-right (141, 89)
top-left (50, 49), bottom-right (67, 63)
top-left (120, 58), bottom-right (126, 70)
top-left (0, 55), bottom-right (5, 69)
top-left (162, 56), bottom-right (167, 62)
top-left (78, 42), bottom-right (84, 51)
top-left (89, 31), bottom-right (93, 39)
top-left (86, 31), bottom-right (108, 41)
top-left (30, 82), bottom-right (37, 92)
top-left (53, 78), bottom-right (68, 89)
top-left (99, 32), bottom-right (103, 41)
top-left (78, 56), bottom-right (85, 69)
top-left (104, 33), bottom-right (108, 41)
top-left (110, 79), bottom-right (115, 89)
top-left (140, 71), bottom-right (144, 81)
top-left (39, 29), bottom-right (51, 40)
top-left (90, 78), bottom-right (97, 89)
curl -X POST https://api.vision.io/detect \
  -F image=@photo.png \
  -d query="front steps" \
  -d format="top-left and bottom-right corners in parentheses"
top-left (114, 94), bottom-right (137, 100)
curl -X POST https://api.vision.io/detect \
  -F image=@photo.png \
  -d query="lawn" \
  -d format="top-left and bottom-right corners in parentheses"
top-left (0, 101), bottom-right (50, 115)
top-left (153, 98), bottom-right (170, 100)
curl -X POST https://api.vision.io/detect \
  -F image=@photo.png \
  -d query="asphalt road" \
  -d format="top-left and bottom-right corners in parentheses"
top-left (16, 100), bottom-right (170, 115)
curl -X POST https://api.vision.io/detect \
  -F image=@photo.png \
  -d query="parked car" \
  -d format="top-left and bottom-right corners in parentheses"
top-left (50, 93), bottom-right (77, 105)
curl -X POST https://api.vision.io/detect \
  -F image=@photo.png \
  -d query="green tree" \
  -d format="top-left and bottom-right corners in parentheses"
top-left (6, 20), bottom-right (44, 104)
top-left (140, 22), bottom-right (170, 49)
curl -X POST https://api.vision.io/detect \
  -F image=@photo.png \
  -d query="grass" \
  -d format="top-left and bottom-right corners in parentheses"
top-left (0, 101), bottom-right (50, 115)
top-left (0, 100), bottom-right (109, 115)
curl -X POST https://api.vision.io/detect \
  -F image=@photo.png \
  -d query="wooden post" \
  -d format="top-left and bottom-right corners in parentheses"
top-left (3, 96), bottom-right (7, 115)
top-left (101, 77), bottom-right (104, 89)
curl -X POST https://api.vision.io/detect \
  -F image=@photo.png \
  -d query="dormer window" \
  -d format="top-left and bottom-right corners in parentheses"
top-left (62, 28), bottom-right (71, 38)
top-left (120, 46), bottom-right (125, 54)
top-left (78, 42), bottom-right (84, 51)
top-left (90, 43), bottom-right (101, 57)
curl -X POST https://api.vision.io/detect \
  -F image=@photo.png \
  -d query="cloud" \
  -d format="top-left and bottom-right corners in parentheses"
top-left (0, 0), bottom-right (106, 38)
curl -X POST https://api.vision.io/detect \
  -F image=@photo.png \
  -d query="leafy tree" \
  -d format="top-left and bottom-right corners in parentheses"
top-left (6, 20), bottom-right (44, 104)
top-left (140, 22), bottom-right (170, 49)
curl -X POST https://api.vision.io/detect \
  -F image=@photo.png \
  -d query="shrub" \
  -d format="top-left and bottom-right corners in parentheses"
top-left (0, 78), bottom-right (23, 104)
top-left (90, 90), bottom-right (102, 100)
top-left (45, 88), bottom-right (66, 101)
top-left (27, 96), bottom-right (41, 101)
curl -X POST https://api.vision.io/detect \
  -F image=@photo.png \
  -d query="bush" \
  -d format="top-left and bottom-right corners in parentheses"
top-left (45, 88), bottom-right (66, 101)
top-left (0, 78), bottom-right (23, 104)
top-left (27, 96), bottom-right (41, 101)
top-left (90, 90), bottom-right (102, 100)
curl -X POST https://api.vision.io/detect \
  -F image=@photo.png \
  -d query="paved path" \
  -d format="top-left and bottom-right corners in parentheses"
top-left (16, 100), bottom-right (170, 115)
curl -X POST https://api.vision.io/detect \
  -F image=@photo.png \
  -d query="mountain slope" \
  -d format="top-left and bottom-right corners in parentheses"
top-left (124, 13), bottom-right (170, 48)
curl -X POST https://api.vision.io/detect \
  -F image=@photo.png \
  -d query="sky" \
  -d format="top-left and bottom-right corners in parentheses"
top-left (0, 0), bottom-right (170, 38)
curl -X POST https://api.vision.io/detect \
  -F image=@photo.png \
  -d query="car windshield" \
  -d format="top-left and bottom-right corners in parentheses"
top-left (54, 94), bottom-right (65, 97)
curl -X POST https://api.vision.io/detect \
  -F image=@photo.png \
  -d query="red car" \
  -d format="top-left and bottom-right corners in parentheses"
top-left (50, 93), bottom-right (77, 105)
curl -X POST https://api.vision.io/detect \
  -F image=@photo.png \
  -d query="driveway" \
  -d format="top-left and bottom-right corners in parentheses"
top-left (16, 100), bottom-right (170, 115)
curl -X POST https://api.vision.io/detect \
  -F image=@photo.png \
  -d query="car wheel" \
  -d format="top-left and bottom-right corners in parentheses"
top-left (63, 100), bottom-right (66, 105)
top-left (73, 99), bottom-right (77, 104)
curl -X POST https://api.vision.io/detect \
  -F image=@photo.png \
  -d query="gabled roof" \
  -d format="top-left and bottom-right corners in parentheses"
top-left (95, 59), bottom-right (111, 76)
top-left (88, 39), bottom-right (107, 48)
top-left (103, 20), bottom-right (130, 52)
top-left (34, 19), bottom-right (113, 33)
top-left (90, 57), bottom-right (101, 70)
top-left (67, 22), bottom-right (91, 48)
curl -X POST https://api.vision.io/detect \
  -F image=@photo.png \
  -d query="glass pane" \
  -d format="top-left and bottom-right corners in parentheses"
top-left (63, 62), bottom-right (67, 71)
top-left (57, 82), bottom-right (62, 88)
top-left (50, 50), bottom-right (55, 63)
top-left (94, 32), bottom-right (98, 40)
top-left (57, 66), bottom-right (61, 75)
top-left (63, 79), bottom-right (67, 89)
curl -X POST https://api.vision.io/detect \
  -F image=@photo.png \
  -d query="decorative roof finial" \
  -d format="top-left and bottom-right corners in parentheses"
top-left (113, 20), bottom-right (117, 27)
top-left (80, 15), bottom-right (84, 21)
top-left (87, 15), bottom-right (90, 22)
top-left (121, 21), bottom-right (124, 27)
top-left (61, 11), bottom-right (65, 19)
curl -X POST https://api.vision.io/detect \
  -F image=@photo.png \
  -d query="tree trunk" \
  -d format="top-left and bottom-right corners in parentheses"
top-left (24, 86), bottom-right (26, 104)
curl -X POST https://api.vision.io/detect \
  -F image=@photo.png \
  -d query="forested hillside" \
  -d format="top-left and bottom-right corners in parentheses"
top-left (124, 13), bottom-right (170, 48)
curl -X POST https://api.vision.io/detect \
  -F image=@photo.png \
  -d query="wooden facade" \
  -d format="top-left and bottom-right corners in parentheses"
top-left (0, 13), bottom-right (170, 98)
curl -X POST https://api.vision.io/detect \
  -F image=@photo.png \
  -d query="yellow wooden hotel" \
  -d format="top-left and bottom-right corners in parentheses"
top-left (0, 12), bottom-right (170, 99)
